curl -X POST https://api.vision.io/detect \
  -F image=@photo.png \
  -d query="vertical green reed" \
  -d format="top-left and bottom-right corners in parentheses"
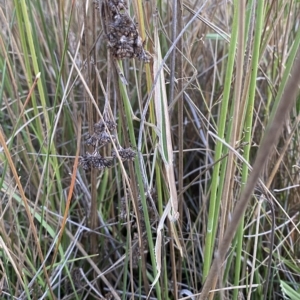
top-left (202, 0), bottom-right (239, 280)
top-left (231, 0), bottom-right (264, 298)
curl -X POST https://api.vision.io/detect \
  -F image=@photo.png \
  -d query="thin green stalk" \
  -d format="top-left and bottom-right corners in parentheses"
top-left (268, 23), bottom-right (300, 123)
top-left (1, 248), bottom-right (14, 299)
top-left (40, 3), bottom-right (75, 247)
top-left (202, 1), bottom-right (239, 280)
top-left (18, 0), bottom-right (49, 129)
top-left (233, 1), bottom-right (264, 299)
top-left (119, 81), bottom-right (162, 299)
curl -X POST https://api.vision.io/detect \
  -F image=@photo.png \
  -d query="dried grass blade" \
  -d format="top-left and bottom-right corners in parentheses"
top-left (153, 14), bottom-right (178, 222)
top-left (150, 12), bottom-right (183, 289)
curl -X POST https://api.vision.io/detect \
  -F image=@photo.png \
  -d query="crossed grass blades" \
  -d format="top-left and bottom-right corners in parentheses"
top-left (79, 0), bottom-right (156, 277)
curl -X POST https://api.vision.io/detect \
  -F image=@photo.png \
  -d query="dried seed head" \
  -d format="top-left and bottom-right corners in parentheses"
top-left (84, 132), bottom-right (114, 148)
top-left (106, 8), bottom-right (151, 62)
top-left (93, 121), bottom-right (106, 133)
top-left (135, 36), bottom-right (143, 48)
top-left (105, 120), bottom-right (117, 131)
top-left (97, 132), bottom-right (114, 146)
top-left (94, 119), bottom-right (117, 133)
top-left (79, 152), bottom-right (93, 170)
top-left (112, 147), bottom-right (136, 161)
top-left (90, 155), bottom-right (114, 169)
top-left (79, 152), bottom-right (114, 170)
top-left (84, 134), bottom-right (97, 147)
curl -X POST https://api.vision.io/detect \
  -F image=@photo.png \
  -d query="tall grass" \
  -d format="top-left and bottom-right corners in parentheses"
top-left (0, 0), bottom-right (300, 299)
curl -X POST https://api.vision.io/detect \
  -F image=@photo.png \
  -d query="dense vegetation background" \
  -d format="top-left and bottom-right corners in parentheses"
top-left (0, 0), bottom-right (300, 299)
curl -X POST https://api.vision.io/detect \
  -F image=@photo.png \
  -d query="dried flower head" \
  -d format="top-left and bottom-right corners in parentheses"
top-left (79, 152), bottom-right (114, 170)
top-left (105, 120), bottom-right (117, 131)
top-left (107, 0), bottom-right (127, 16)
top-left (91, 155), bottom-right (114, 169)
top-left (84, 134), bottom-right (98, 147)
top-left (112, 147), bottom-right (136, 161)
top-left (105, 5), bottom-right (151, 62)
top-left (93, 121), bottom-right (106, 133)
top-left (94, 119), bottom-right (117, 133)
top-left (79, 153), bottom-right (93, 170)
top-left (85, 132), bottom-right (114, 148)
top-left (97, 132), bottom-right (114, 146)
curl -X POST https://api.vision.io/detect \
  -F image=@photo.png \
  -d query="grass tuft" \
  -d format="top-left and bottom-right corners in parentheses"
top-left (1, 1), bottom-right (300, 299)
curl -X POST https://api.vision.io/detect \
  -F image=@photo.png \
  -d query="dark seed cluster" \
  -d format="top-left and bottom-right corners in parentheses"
top-left (94, 120), bottom-right (117, 133)
top-left (79, 118), bottom-right (136, 171)
top-left (79, 118), bottom-right (116, 171)
top-left (112, 146), bottom-right (136, 161)
top-left (105, 0), bottom-right (151, 62)
top-left (107, 0), bottom-right (127, 14)
top-left (79, 152), bottom-right (114, 170)
top-left (84, 119), bottom-right (117, 148)
top-left (84, 132), bottom-right (114, 148)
